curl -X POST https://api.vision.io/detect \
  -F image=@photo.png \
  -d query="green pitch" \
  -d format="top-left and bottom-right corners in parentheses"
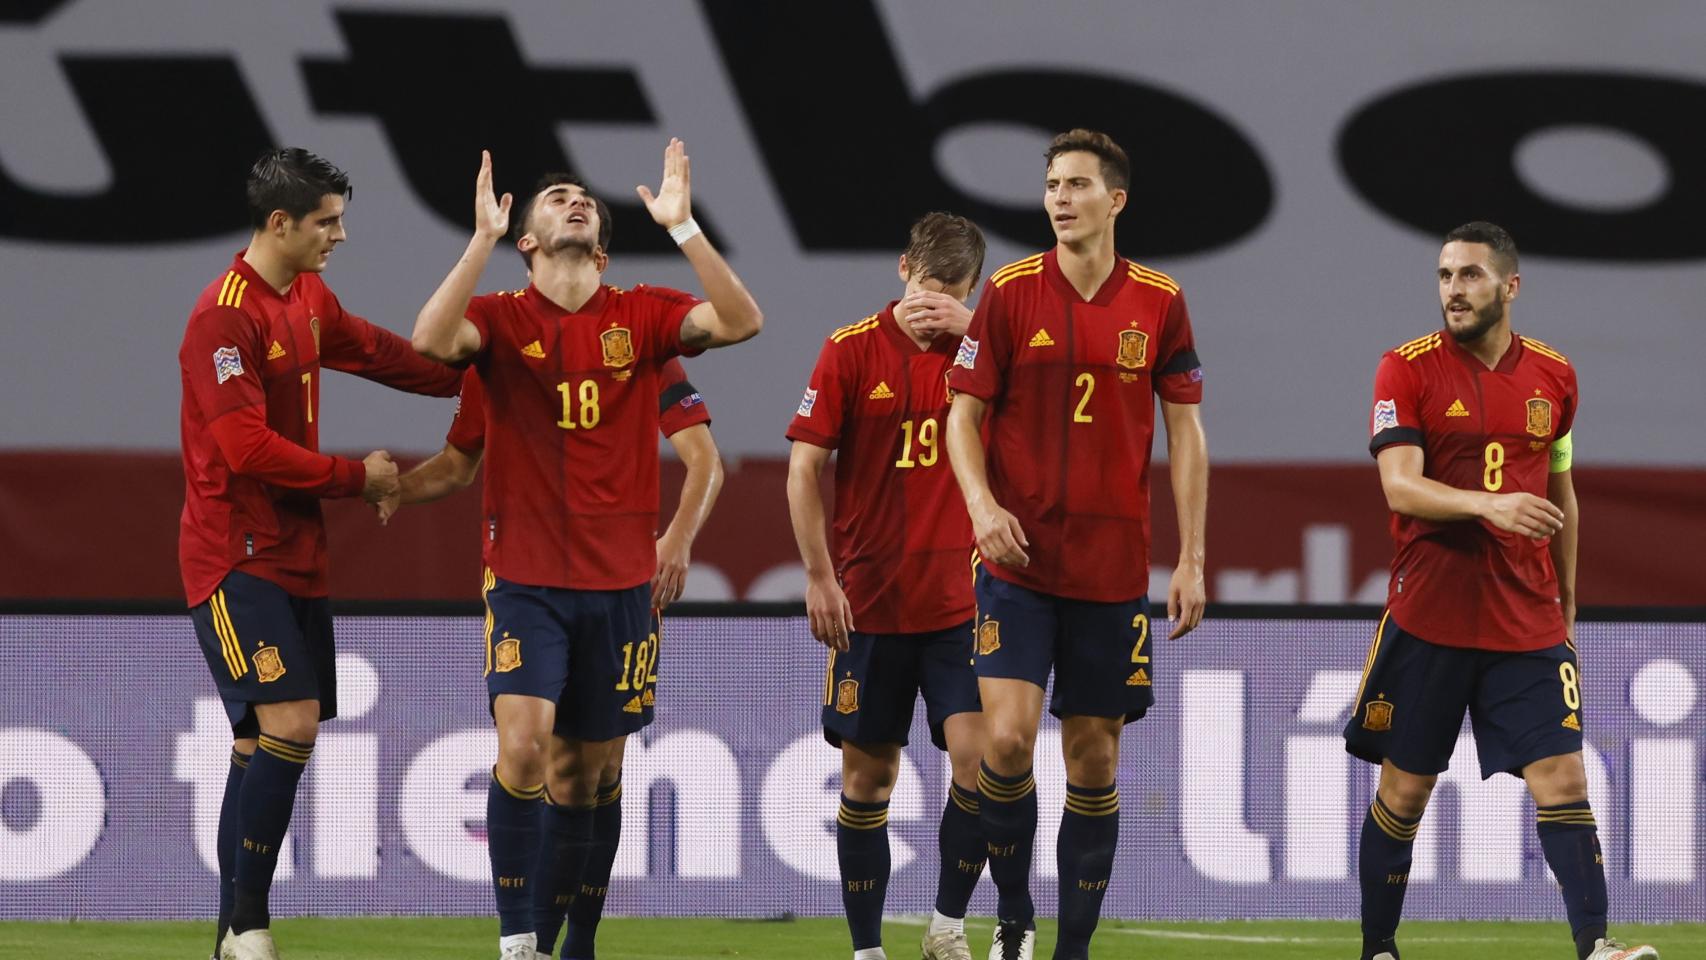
top-left (1, 917), bottom-right (1699, 959)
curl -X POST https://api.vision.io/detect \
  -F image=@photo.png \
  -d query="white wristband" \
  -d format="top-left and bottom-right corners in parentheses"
top-left (668, 217), bottom-right (702, 245)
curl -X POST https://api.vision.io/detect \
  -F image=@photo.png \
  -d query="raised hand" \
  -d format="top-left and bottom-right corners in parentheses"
top-left (474, 150), bottom-right (513, 240)
top-left (636, 138), bottom-right (692, 228)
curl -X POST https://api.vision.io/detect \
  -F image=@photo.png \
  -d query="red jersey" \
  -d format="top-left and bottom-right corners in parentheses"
top-left (947, 250), bottom-right (1203, 602)
top-left (178, 252), bottom-right (462, 605)
top-left (786, 305), bottom-right (975, 634)
top-left (447, 360), bottom-right (712, 449)
top-left (1369, 330), bottom-right (1578, 651)
top-left (465, 282), bottom-right (702, 590)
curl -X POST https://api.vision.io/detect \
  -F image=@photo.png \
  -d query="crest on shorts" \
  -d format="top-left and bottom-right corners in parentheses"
top-left (493, 637), bottom-right (522, 673)
top-left (1116, 329), bottom-right (1149, 370)
top-left (252, 645), bottom-right (286, 683)
top-left (1362, 698), bottom-right (1394, 731)
top-left (601, 326), bottom-right (634, 368)
top-left (1525, 397), bottom-right (1553, 438)
top-left (835, 678), bottom-right (860, 714)
top-left (977, 619), bottom-right (1001, 656)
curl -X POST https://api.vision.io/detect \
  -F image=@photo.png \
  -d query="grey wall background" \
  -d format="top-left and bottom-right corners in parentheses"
top-left (2, 0), bottom-right (1702, 462)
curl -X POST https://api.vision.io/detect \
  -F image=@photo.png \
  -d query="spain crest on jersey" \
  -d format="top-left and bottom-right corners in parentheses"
top-left (977, 619), bottom-right (1001, 656)
top-left (1116, 329), bottom-right (1149, 370)
top-left (601, 327), bottom-right (634, 368)
top-left (835, 678), bottom-right (859, 714)
top-left (1525, 397), bottom-right (1553, 438)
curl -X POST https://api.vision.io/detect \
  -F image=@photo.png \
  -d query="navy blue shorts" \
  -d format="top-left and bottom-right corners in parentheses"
top-left (189, 569), bottom-right (337, 738)
top-left (822, 619), bottom-right (980, 750)
top-left (972, 567), bottom-right (1155, 723)
top-left (1344, 613), bottom-right (1586, 779)
top-left (482, 571), bottom-right (653, 742)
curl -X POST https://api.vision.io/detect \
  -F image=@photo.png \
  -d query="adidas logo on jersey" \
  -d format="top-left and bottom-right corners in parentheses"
top-left (622, 695), bottom-right (643, 714)
top-left (1562, 712), bottom-right (1581, 731)
top-left (1445, 399), bottom-right (1470, 417)
top-left (521, 340), bottom-right (546, 358)
top-left (868, 381), bottom-right (895, 400)
top-left (1126, 668), bottom-right (1151, 686)
top-left (1029, 328), bottom-right (1056, 347)
top-left (266, 341), bottom-right (287, 360)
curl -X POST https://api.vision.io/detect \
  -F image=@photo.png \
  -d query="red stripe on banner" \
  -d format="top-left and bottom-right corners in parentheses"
top-left (0, 452), bottom-right (1699, 605)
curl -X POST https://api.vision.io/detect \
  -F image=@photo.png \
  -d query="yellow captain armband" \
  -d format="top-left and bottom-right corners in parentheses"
top-left (1549, 431), bottom-right (1573, 473)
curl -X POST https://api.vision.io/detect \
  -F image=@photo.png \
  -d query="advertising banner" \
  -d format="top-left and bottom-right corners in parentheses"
top-left (1, 614), bottom-right (1698, 921)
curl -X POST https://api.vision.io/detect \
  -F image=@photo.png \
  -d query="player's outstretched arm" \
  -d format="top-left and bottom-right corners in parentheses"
top-left (412, 150), bottom-right (509, 363)
top-left (787, 440), bottom-right (854, 650)
top-left (1161, 399), bottom-right (1208, 638)
top-left (1546, 467), bottom-right (1579, 641)
top-left (946, 392), bottom-right (1029, 568)
top-left (654, 424), bottom-right (725, 609)
top-left (376, 443), bottom-right (482, 525)
top-left (1376, 445), bottom-right (1563, 539)
top-left (635, 138), bottom-right (763, 349)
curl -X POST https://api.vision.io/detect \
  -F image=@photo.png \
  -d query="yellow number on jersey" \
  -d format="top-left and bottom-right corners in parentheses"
top-left (1074, 372), bottom-right (1095, 423)
top-left (1483, 441), bottom-right (1505, 491)
top-left (557, 380), bottom-right (602, 430)
top-left (300, 372), bottom-right (313, 424)
top-left (896, 417), bottom-right (939, 468)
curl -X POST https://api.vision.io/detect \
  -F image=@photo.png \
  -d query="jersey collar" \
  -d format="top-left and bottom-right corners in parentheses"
top-left (526, 281), bottom-right (609, 317)
top-left (229, 250), bottom-right (290, 304)
top-left (1042, 248), bottom-right (1129, 306)
top-left (1442, 325), bottom-right (1525, 374)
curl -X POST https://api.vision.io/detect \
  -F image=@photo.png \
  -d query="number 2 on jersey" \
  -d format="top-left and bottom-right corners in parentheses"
top-left (1074, 372), bottom-right (1095, 423)
top-left (556, 380), bottom-right (602, 430)
top-left (1483, 441), bottom-right (1504, 491)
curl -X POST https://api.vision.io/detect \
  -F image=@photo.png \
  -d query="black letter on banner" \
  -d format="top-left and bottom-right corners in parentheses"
top-left (701, 0), bottom-right (1271, 256)
top-left (1339, 72), bottom-right (1706, 261)
top-left (303, 12), bottom-right (723, 253)
top-left (0, 58), bottom-right (272, 242)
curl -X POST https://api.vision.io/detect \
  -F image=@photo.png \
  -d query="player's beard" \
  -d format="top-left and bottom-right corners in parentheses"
top-left (543, 232), bottom-right (598, 262)
top-left (1443, 294), bottom-right (1505, 343)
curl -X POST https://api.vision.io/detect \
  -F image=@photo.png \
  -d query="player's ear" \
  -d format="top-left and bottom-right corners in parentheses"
top-left (1505, 272), bottom-right (1521, 301)
top-left (593, 248), bottom-right (609, 273)
top-left (897, 254), bottom-right (911, 284)
top-left (1108, 187), bottom-right (1128, 219)
top-left (515, 232), bottom-right (537, 258)
top-left (268, 209), bottom-right (292, 235)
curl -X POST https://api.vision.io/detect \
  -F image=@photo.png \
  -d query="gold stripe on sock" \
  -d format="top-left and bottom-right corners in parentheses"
top-left (1369, 800), bottom-right (1418, 841)
top-left (257, 735), bottom-right (311, 765)
top-left (492, 767), bottom-right (545, 801)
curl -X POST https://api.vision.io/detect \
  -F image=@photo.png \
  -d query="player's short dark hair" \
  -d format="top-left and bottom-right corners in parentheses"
top-left (1045, 128), bottom-right (1131, 192)
top-left (514, 173), bottom-right (613, 267)
top-left (246, 148), bottom-right (352, 230)
top-left (1444, 221), bottom-right (1519, 276)
top-left (904, 212), bottom-right (987, 288)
